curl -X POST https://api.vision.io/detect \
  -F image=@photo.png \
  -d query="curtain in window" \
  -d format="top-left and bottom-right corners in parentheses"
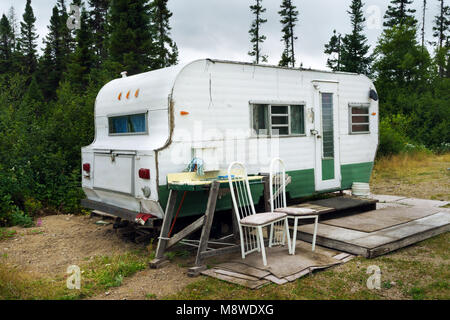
top-left (129, 114), bottom-right (146, 133)
top-left (111, 117), bottom-right (128, 133)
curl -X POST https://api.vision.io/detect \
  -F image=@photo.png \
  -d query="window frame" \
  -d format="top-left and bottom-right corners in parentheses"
top-left (348, 103), bottom-right (370, 135)
top-left (107, 111), bottom-right (149, 136)
top-left (250, 102), bottom-right (307, 137)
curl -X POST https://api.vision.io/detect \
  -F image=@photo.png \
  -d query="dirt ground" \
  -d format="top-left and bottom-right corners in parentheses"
top-left (0, 214), bottom-right (196, 299)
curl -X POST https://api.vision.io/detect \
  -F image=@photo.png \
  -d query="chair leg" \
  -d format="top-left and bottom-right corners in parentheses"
top-left (284, 217), bottom-right (291, 254)
top-left (239, 227), bottom-right (246, 259)
top-left (257, 226), bottom-right (267, 266)
top-left (291, 217), bottom-right (298, 255)
top-left (312, 216), bottom-right (318, 252)
top-left (269, 223), bottom-right (274, 247)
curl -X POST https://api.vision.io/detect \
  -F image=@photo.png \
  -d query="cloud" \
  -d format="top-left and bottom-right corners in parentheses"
top-left (0, 0), bottom-right (441, 71)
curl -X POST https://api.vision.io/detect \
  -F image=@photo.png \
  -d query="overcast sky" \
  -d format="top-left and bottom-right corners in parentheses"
top-left (0, 0), bottom-right (442, 70)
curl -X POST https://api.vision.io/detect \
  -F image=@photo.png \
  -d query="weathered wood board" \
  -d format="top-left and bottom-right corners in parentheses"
top-left (321, 207), bottom-right (440, 232)
top-left (296, 197), bottom-right (450, 258)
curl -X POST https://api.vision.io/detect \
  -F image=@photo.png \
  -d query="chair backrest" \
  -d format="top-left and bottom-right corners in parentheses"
top-left (269, 158), bottom-right (287, 212)
top-left (227, 162), bottom-right (256, 221)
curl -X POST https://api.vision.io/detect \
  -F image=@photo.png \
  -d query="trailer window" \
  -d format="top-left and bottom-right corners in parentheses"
top-left (108, 113), bottom-right (147, 135)
top-left (251, 104), bottom-right (305, 136)
top-left (349, 104), bottom-right (370, 134)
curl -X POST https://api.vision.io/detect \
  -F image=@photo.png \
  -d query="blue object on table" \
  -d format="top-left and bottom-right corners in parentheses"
top-left (185, 157), bottom-right (205, 176)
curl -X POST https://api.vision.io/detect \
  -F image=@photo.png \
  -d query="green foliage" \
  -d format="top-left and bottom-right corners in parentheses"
top-left (278, 0), bottom-right (299, 67)
top-left (378, 117), bottom-right (408, 157)
top-left (248, 0), bottom-right (268, 64)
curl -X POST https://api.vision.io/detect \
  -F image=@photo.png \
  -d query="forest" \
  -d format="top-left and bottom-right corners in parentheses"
top-left (0, 0), bottom-right (448, 227)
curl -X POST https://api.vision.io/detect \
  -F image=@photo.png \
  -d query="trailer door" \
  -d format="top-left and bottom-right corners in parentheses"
top-left (93, 151), bottom-right (136, 195)
top-left (312, 81), bottom-right (341, 191)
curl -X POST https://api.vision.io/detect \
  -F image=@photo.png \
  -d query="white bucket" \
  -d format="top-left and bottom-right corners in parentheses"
top-left (352, 182), bottom-right (370, 197)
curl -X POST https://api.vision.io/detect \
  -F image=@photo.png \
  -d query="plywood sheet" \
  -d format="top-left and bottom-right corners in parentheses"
top-left (321, 207), bottom-right (440, 233)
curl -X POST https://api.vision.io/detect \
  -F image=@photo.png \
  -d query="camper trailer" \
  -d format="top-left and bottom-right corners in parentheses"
top-left (81, 59), bottom-right (379, 222)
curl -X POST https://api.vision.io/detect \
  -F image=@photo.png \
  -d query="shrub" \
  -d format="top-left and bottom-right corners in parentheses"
top-left (378, 118), bottom-right (408, 157)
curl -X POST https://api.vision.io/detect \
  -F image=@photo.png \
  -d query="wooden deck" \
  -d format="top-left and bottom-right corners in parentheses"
top-left (296, 195), bottom-right (450, 258)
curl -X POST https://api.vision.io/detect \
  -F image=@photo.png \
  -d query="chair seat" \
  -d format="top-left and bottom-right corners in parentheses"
top-left (240, 212), bottom-right (287, 226)
top-left (274, 207), bottom-right (318, 216)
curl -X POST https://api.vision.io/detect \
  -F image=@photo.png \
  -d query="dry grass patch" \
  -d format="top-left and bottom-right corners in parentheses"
top-left (371, 153), bottom-right (450, 200)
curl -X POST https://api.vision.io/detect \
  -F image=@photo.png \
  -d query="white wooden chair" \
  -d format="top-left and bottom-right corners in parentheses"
top-left (228, 162), bottom-right (291, 266)
top-left (269, 158), bottom-right (319, 254)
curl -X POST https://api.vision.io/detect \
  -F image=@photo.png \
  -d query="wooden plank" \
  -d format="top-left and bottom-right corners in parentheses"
top-left (217, 262), bottom-right (271, 279)
top-left (201, 269), bottom-right (269, 289)
top-left (198, 245), bottom-right (242, 259)
top-left (264, 274), bottom-right (288, 285)
top-left (333, 253), bottom-right (351, 260)
top-left (154, 189), bottom-right (178, 259)
top-left (368, 223), bottom-right (450, 258)
top-left (92, 210), bottom-right (117, 219)
top-left (166, 216), bottom-right (205, 249)
top-left (284, 269), bottom-right (310, 282)
top-left (213, 269), bottom-right (260, 281)
top-left (296, 231), bottom-right (370, 257)
top-left (194, 181), bottom-right (220, 266)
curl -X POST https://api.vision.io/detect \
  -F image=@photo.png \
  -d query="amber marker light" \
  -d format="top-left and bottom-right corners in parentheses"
top-left (135, 89), bottom-right (140, 98)
top-left (126, 90), bottom-right (130, 99)
top-left (118, 92), bottom-right (122, 100)
top-left (372, 112), bottom-right (377, 116)
top-left (180, 111), bottom-right (189, 116)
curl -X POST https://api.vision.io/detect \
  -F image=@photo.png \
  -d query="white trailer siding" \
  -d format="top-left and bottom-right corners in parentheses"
top-left (82, 59), bottom-right (378, 219)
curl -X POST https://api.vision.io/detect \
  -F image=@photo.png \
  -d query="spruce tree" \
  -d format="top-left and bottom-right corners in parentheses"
top-left (433, 0), bottom-right (450, 50)
top-left (340, 0), bottom-right (372, 74)
top-left (149, 0), bottom-right (178, 69)
top-left (7, 7), bottom-right (19, 52)
top-left (108, 0), bottom-right (154, 75)
top-left (324, 30), bottom-right (342, 71)
top-left (278, 0), bottom-right (299, 67)
top-left (39, 6), bottom-right (64, 99)
top-left (66, 5), bottom-right (94, 91)
top-left (432, 0), bottom-right (450, 77)
top-left (383, 0), bottom-right (417, 28)
top-left (421, 0), bottom-right (427, 48)
top-left (0, 14), bottom-right (13, 74)
top-left (248, 0), bottom-right (268, 64)
top-left (18, 0), bottom-right (39, 74)
top-left (88, 0), bottom-right (109, 67)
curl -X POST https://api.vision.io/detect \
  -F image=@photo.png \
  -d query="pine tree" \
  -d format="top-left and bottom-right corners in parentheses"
top-left (324, 30), bottom-right (342, 71)
top-left (432, 0), bottom-right (450, 77)
top-left (383, 0), bottom-right (417, 28)
top-left (278, 0), bottom-right (299, 67)
top-left (433, 0), bottom-right (450, 50)
top-left (149, 0), bottom-right (178, 69)
top-left (7, 7), bottom-right (19, 52)
top-left (18, 0), bottom-right (39, 74)
top-left (38, 6), bottom-right (64, 99)
top-left (108, 0), bottom-right (154, 75)
top-left (248, 0), bottom-right (268, 64)
top-left (421, 0), bottom-right (427, 48)
top-left (66, 5), bottom-right (95, 91)
top-left (88, 0), bottom-right (109, 67)
top-left (340, 0), bottom-right (372, 75)
top-left (0, 14), bottom-right (13, 74)
top-left (57, 0), bottom-right (74, 59)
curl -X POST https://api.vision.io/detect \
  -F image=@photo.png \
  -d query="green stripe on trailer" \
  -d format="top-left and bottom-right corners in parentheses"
top-left (341, 162), bottom-right (374, 189)
top-left (322, 158), bottom-right (335, 180)
top-left (157, 162), bottom-right (373, 217)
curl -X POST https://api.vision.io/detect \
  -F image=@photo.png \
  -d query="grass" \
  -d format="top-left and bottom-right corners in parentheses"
top-left (0, 152), bottom-right (448, 300)
top-left (371, 152), bottom-right (450, 201)
top-left (0, 247), bottom-right (155, 300)
top-left (165, 152), bottom-right (450, 300)
top-left (166, 233), bottom-right (450, 300)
